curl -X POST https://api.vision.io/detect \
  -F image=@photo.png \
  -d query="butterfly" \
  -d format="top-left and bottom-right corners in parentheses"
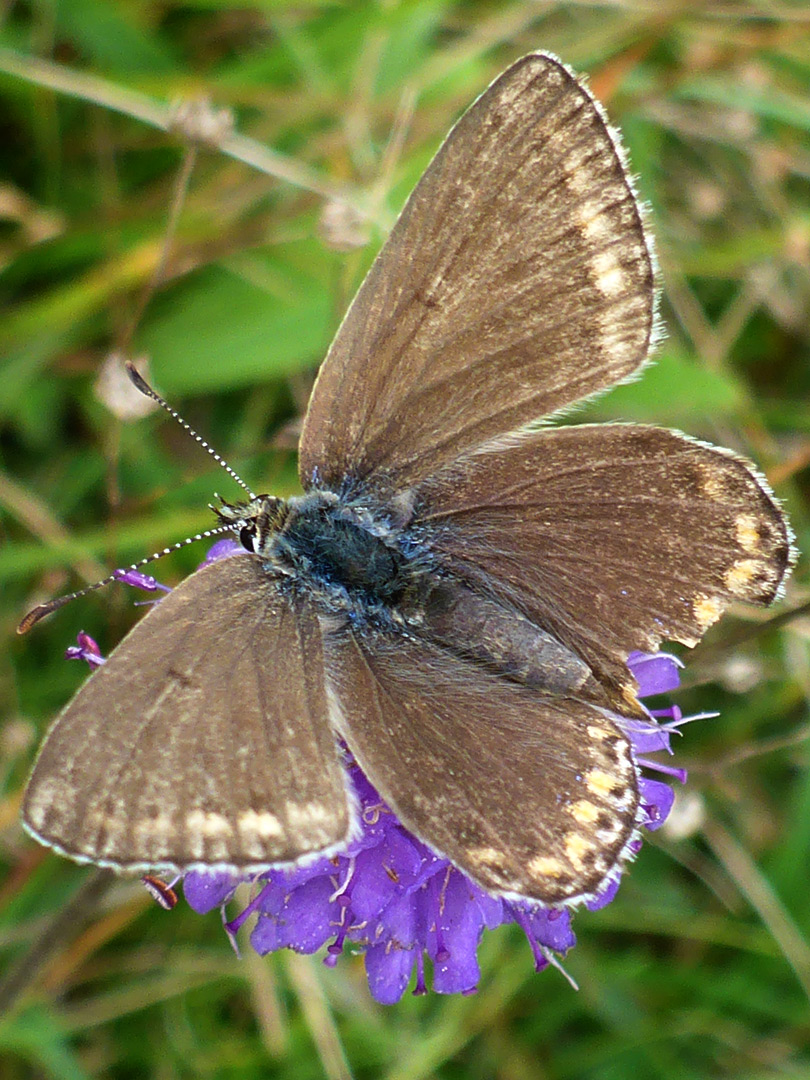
top-left (21, 53), bottom-right (793, 906)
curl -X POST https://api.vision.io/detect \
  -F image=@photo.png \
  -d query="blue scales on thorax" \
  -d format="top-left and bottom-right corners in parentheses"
top-left (272, 494), bottom-right (411, 608)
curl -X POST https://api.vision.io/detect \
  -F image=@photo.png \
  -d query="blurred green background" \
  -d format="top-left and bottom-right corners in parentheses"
top-left (1, 2), bottom-right (809, 1078)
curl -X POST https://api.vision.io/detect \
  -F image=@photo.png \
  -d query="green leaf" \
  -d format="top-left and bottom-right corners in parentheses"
top-left (136, 241), bottom-right (336, 394)
top-left (0, 1005), bottom-right (91, 1080)
top-left (579, 348), bottom-right (746, 426)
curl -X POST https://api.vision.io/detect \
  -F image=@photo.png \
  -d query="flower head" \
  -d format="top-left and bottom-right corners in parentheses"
top-left (183, 754), bottom-right (585, 1002)
top-left (67, 570), bottom-right (692, 1005)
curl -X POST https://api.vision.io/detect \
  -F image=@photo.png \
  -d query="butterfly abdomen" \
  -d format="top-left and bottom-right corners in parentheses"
top-left (420, 582), bottom-right (591, 694)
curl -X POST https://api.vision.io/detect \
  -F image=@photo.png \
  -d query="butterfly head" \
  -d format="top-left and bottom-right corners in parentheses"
top-left (213, 494), bottom-right (289, 554)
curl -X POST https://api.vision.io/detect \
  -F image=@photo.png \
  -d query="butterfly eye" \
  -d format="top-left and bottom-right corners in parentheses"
top-left (239, 525), bottom-right (257, 552)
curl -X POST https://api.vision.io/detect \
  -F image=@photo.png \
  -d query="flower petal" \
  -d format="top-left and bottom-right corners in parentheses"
top-left (586, 876), bottom-right (621, 911)
top-left (628, 651), bottom-right (682, 696)
top-left (202, 539), bottom-right (244, 564)
top-left (183, 871), bottom-right (237, 913)
top-left (639, 777), bottom-right (676, 831)
top-left (623, 718), bottom-right (671, 754)
top-left (423, 872), bottom-right (485, 995)
top-left (351, 828), bottom-right (424, 921)
top-left (364, 943), bottom-right (416, 1004)
top-left (509, 903), bottom-right (576, 952)
top-left (252, 876), bottom-right (337, 954)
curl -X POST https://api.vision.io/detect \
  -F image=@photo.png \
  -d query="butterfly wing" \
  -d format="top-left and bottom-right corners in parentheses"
top-left (412, 424), bottom-right (793, 706)
top-left (323, 625), bottom-right (639, 904)
top-left (299, 53), bottom-right (654, 492)
top-left (22, 556), bottom-right (353, 873)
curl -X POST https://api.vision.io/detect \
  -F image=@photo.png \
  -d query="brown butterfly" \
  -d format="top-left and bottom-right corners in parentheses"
top-left (21, 54), bottom-right (793, 905)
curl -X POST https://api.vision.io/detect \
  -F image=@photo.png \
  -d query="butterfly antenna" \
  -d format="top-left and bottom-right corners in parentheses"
top-left (125, 362), bottom-right (256, 499)
top-left (17, 524), bottom-right (235, 635)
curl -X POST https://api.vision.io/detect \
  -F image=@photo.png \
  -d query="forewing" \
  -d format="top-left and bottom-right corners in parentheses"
top-left (300, 53), bottom-right (654, 491)
top-left (414, 425), bottom-right (793, 706)
top-left (323, 627), bottom-right (639, 904)
top-left (23, 556), bottom-right (352, 873)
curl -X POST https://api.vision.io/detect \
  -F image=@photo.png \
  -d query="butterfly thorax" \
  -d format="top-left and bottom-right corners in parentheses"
top-left (271, 493), bottom-right (412, 608)
top-left (217, 490), bottom-right (594, 697)
top-left (217, 491), bottom-right (414, 616)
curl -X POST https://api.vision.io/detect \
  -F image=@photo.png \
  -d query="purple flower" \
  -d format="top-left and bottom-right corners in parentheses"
top-left (68, 565), bottom-right (695, 1004)
top-left (199, 538), bottom-right (243, 565)
top-left (183, 649), bottom-right (691, 1003)
top-left (112, 568), bottom-right (172, 593)
top-left (65, 631), bottom-right (105, 669)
